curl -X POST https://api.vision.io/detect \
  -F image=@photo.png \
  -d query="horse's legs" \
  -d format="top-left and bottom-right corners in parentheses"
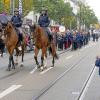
top-left (41, 47), bottom-right (47, 69)
top-left (11, 56), bottom-right (15, 69)
top-left (52, 57), bottom-right (55, 67)
top-left (20, 44), bottom-right (24, 67)
top-left (1, 48), bottom-right (3, 57)
top-left (41, 56), bottom-right (44, 66)
top-left (34, 47), bottom-right (40, 68)
top-left (7, 47), bottom-right (15, 71)
top-left (8, 55), bottom-right (12, 71)
top-left (50, 44), bottom-right (57, 67)
top-left (15, 48), bottom-right (19, 65)
top-left (22, 45), bottom-right (24, 62)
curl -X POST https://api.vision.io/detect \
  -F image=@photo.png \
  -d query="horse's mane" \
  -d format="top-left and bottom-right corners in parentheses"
top-left (4, 21), bottom-right (15, 35)
top-left (7, 21), bottom-right (13, 29)
top-left (31, 24), bottom-right (43, 36)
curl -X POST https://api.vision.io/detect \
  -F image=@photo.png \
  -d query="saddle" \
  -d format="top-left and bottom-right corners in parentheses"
top-left (43, 28), bottom-right (53, 43)
top-left (15, 27), bottom-right (23, 44)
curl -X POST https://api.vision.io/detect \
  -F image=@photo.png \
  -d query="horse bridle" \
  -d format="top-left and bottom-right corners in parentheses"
top-left (0, 22), bottom-right (9, 37)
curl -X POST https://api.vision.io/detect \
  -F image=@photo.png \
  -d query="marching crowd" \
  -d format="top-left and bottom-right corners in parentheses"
top-left (56, 30), bottom-right (91, 51)
top-left (0, 26), bottom-right (99, 57)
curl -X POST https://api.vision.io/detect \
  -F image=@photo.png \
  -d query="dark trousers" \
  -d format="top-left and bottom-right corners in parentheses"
top-left (58, 40), bottom-right (63, 50)
top-left (99, 67), bottom-right (100, 75)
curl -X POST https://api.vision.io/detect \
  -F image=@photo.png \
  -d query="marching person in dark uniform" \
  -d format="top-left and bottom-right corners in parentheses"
top-left (76, 31), bottom-right (81, 49)
top-left (38, 8), bottom-right (52, 43)
top-left (57, 33), bottom-right (64, 50)
top-left (72, 32), bottom-right (77, 50)
top-left (11, 8), bottom-right (23, 45)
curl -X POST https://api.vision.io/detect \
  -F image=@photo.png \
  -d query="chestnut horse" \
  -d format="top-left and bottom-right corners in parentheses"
top-left (3, 21), bottom-right (26, 71)
top-left (29, 24), bottom-right (58, 71)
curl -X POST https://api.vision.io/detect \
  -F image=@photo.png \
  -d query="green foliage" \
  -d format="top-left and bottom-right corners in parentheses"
top-left (1, 0), bottom-right (98, 29)
top-left (33, 0), bottom-right (75, 27)
top-left (77, 1), bottom-right (98, 28)
top-left (0, 0), bottom-right (4, 13)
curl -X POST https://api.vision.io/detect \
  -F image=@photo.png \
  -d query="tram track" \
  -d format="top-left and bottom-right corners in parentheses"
top-left (77, 65), bottom-right (96, 100)
top-left (32, 55), bottom-right (86, 100)
top-left (31, 44), bottom-right (97, 100)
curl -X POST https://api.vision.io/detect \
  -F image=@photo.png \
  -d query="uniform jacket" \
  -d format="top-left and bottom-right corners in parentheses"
top-left (38, 14), bottom-right (50, 27)
top-left (11, 15), bottom-right (22, 27)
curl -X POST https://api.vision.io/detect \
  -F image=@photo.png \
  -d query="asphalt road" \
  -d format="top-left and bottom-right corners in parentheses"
top-left (0, 40), bottom-right (100, 100)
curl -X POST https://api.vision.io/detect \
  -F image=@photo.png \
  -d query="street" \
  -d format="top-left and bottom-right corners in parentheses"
top-left (0, 40), bottom-right (100, 100)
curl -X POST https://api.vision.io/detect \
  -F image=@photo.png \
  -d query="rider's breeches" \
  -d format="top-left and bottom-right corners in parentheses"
top-left (42, 27), bottom-right (52, 41)
top-left (43, 27), bottom-right (51, 36)
top-left (17, 27), bottom-right (23, 34)
top-left (17, 27), bottom-right (23, 42)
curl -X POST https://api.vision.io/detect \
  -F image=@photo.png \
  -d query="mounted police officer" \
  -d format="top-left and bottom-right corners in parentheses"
top-left (38, 8), bottom-right (52, 42)
top-left (11, 8), bottom-right (23, 45)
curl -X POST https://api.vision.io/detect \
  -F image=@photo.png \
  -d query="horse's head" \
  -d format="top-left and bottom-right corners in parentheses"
top-left (29, 24), bottom-right (36, 33)
top-left (29, 24), bottom-right (43, 42)
top-left (29, 24), bottom-right (38, 38)
top-left (4, 21), bottom-right (13, 34)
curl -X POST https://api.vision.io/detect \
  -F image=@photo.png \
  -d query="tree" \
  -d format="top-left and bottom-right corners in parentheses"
top-left (77, 1), bottom-right (98, 29)
top-left (4, 0), bottom-right (10, 13)
top-left (0, 0), bottom-right (4, 13)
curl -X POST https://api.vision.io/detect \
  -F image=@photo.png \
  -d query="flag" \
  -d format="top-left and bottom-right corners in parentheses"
top-left (19, 0), bottom-right (22, 15)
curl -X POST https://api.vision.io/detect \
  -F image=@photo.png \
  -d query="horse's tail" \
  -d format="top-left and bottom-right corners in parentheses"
top-left (48, 46), bottom-right (59, 59)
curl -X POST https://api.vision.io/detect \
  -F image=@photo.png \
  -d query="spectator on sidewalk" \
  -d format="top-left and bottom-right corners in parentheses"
top-left (95, 56), bottom-right (100, 75)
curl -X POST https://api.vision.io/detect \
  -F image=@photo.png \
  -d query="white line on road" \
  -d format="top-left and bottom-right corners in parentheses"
top-left (79, 66), bottom-right (97, 100)
top-left (40, 67), bottom-right (53, 75)
top-left (30, 67), bottom-right (37, 74)
top-left (0, 85), bottom-right (22, 99)
top-left (72, 92), bottom-right (80, 95)
top-left (81, 43), bottom-right (96, 51)
top-left (66, 55), bottom-right (73, 60)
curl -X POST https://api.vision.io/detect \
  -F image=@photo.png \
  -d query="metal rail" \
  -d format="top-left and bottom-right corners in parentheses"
top-left (32, 56), bottom-right (86, 100)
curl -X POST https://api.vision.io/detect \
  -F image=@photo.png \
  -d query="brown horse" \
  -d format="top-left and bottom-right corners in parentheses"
top-left (3, 21), bottom-right (26, 71)
top-left (29, 24), bottom-right (58, 71)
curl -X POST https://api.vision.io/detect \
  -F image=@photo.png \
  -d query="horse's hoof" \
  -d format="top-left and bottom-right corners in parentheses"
top-left (44, 67), bottom-right (47, 70)
top-left (6, 68), bottom-right (11, 71)
top-left (43, 66), bottom-right (47, 69)
top-left (20, 64), bottom-right (24, 67)
top-left (51, 65), bottom-right (54, 67)
top-left (15, 63), bottom-right (18, 66)
top-left (37, 65), bottom-right (41, 69)
top-left (12, 66), bottom-right (15, 69)
top-left (40, 66), bottom-right (44, 71)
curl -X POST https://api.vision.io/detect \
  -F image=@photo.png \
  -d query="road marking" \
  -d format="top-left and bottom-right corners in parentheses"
top-left (30, 67), bottom-right (37, 74)
top-left (40, 67), bottom-right (53, 75)
top-left (0, 85), bottom-right (22, 99)
top-left (81, 43), bottom-right (96, 51)
top-left (72, 92), bottom-right (80, 95)
top-left (79, 66), bottom-right (97, 100)
top-left (66, 55), bottom-right (73, 60)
